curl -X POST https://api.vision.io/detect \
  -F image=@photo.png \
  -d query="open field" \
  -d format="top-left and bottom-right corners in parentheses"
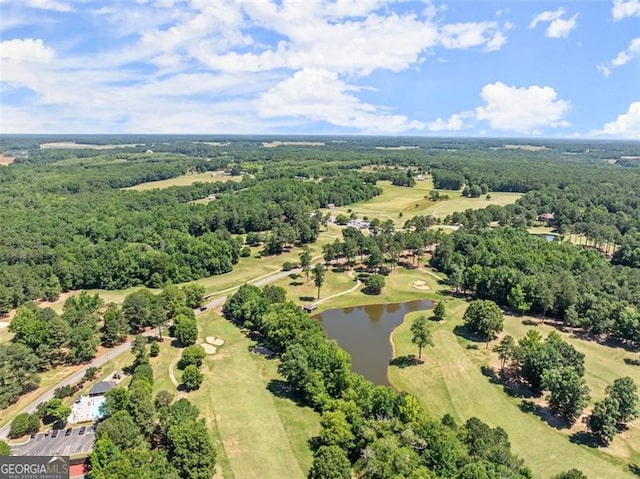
top-left (149, 311), bottom-right (320, 478)
top-left (328, 181), bottom-right (522, 226)
top-left (123, 171), bottom-right (243, 191)
top-left (390, 299), bottom-right (639, 478)
top-left (40, 142), bottom-right (142, 149)
top-left (0, 155), bottom-right (15, 166)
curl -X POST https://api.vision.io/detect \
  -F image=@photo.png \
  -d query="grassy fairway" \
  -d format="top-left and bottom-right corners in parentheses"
top-left (390, 300), bottom-right (637, 478)
top-left (123, 171), bottom-right (243, 191)
top-left (329, 180), bottom-right (522, 226)
top-left (150, 311), bottom-right (320, 479)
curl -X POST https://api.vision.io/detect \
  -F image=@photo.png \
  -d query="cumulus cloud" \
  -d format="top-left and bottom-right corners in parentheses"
top-left (259, 69), bottom-right (425, 133)
top-left (595, 102), bottom-right (640, 139)
top-left (0, 38), bottom-right (54, 63)
top-left (529, 8), bottom-right (578, 38)
top-left (427, 111), bottom-right (475, 132)
top-left (475, 82), bottom-right (570, 134)
top-left (612, 0), bottom-right (640, 20)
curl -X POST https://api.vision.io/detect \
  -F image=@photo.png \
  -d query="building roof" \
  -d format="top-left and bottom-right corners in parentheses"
top-left (303, 304), bottom-right (318, 312)
top-left (90, 381), bottom-right (116, 396)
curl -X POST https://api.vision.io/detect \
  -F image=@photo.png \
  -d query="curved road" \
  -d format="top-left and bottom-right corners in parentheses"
top-left (0, 264), bottom-right (309, 441)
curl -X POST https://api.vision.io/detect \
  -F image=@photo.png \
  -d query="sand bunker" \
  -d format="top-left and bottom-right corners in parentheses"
top-left (201, 343), bottom-right (217, 355)
top-left (206, 336), bottom-right (225, 346)
top-left (412, 280), bottom-right (430, 291)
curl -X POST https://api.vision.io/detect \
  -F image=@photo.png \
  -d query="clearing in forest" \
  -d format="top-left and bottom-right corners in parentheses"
top-left (124, 171), bottom-right (243, 191)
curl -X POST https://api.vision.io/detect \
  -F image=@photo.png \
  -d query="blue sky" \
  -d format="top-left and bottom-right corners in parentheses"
top-left (1, 0), bottom-right (638, 138)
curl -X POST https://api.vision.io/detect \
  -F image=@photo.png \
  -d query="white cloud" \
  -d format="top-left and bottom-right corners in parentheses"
top-left (546, 14), bottom-right (579, 38)
top-left (612, 37), bottom-right (640, 65)
top-left (595, 102), bottom-right (640, 138)
top-left (0, 38), bottom-right (54, 63)
top-left (258, 69), bottom-right (425, 133)
top-left (475, 82), bottom-right (570, 134)
top-left (18, 0), bottom-right (75, 12)
top-left (598, 37), bottom-right (640, 76)
top-left (529, 8), bottom-right (578, 38)
top-left (612, 0), bottom-right (640, 20)
top-left (439, 22), bottom-right (506, 51)
top-left (427, 111), bottom-right (475, 131)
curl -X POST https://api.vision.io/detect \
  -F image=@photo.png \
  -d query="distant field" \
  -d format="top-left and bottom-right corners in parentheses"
top-left (390, 300), bottom-right (639, 478)
top-left (124, 171), bottom-right (243, 191)
top-left (40, 142), bottom-right (142, 149)
top-left (0, 155), bottom-right (15, 166)
top-left (328, 180), bottom-right (522, 226)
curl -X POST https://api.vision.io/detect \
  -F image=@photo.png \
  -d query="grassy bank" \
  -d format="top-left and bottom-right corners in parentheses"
top-left (390, 299), bottom-right (638, 478)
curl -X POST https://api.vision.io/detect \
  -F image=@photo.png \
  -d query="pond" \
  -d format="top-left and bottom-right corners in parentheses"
top-left (534, 233), bottom-right (558, 242)
top-left (317, 299), bottom-right (433, 386)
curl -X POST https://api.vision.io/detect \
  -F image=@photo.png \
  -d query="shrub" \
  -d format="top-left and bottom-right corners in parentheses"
top-left (182, 365), bottom-right (203, 391)
top-left (363, 274), bottom-right (385, 295)
top-left (240, 246), bottom-right (251, 257)
top-left (54, 384), bottom-right (76, 399)
top-left (179, 345), bottom-right (206, 369)
top-left (149, 342), bottom-right (160, 357)
top-left (10, 413), bottom-right (39, 438)
top-left (282, 261), bottom-right (298, 271)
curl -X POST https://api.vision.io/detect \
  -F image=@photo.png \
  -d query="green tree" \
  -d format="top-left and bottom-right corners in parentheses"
top-left (263, 284), bottom-right (287, 304)
top-left (507, 284), bottom-right (531, 316)
top-left (300, 246), bottom-right (312, 282)
top-left (410, 314), bottom-right (434, 360)
top-left (552, 470), bottom-right (588, 479)
top-left (182, 284), bottom-right (205, 309)
top-left (96, 410), bottom-right (145, 450)
top-left (463, 300), bottom-right (504, 347)
top-left (588, 396), bottom-right (620, 445)
top-left (0, 440), bottom-right (11, 456)
top-left (149, 341), bottom-right (160, 357)
top-left (174, 315), bottom-right (198, 347)
top-left (494, 335), bottom-right (515, 372)
top-left (131, 335), bottom-right (149, 365)
top-left (541, 368), bottom-right (590, 424)
top-left (308, 445), bottom-right (351, 479)
top-left (128, 380), bottom-right (155, 437)
top-left (154, 390), bottom-right (174, 411)
top-left (101, 303), bottom-right (127, 347)
top-left (160, 398), bottom-right (200, 436)
top-left (182, 364), bottom-right (203, 391)
top-left (433, 301), bottom-right (446, 321)
top-left (43, 398), bottom-right (71, 425)
top-left (9, 413), bottom-right (39, 438)
top-left (312, 263), bottom-right (325, 299)
top-left (179, 345), bottom-right (206, 369)
top-left (363, 274), bottom-right (385, 295)
top-left (606, 376), bottom-right (638, 423)
top-left (102, 387), bottom-right (130, 416)
top-left (166, 420), bottom-right (216, 479)
top-left (320, 410), bottom-right (355, 450)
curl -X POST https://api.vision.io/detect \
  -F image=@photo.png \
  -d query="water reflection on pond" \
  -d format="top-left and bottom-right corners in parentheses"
top-left (317, 299), bottom-right (433, 386)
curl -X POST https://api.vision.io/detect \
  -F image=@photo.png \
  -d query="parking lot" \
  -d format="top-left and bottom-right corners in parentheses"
top-left (11, 426), bottom-right (96, 456)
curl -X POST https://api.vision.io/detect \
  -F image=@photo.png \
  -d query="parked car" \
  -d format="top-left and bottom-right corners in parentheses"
top-left (51, 430), bottom-right (59, 438)
top-left (65, 428), bottom-right (72, 436)
top-left (78, 426), bottom-right (86, 435)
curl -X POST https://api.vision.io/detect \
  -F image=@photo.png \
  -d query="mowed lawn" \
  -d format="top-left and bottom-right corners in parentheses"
top-left (155, 311), bottom-right (320, 479)
top-left (123, 171), bottom-right (243, 191)
top-left (328, 180), bottom-right (522, 227)
top-left (390, 300), bottom-right (638, 479)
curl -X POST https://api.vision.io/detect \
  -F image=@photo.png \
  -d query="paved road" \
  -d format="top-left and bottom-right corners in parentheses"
top-left (0, 264), bottom-right (305, 441)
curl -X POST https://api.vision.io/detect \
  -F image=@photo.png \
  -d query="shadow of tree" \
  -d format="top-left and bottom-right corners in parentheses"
top-left (289, 281), bottom-right (304, 286)
top-left (299, 296), bottom-right (316, 302)
top-left (519, 400), bottom-right (572, 430)
top-left (569, 431), bottom-right (600, 448)
top-left (629, 463), bottom-right (640, 477)
top-left (266, 379), bottom-right (307, 408)
top-left (390, 355), bottom-right (422, 368)
top-left (453, 324), bottom-right (485, 344)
